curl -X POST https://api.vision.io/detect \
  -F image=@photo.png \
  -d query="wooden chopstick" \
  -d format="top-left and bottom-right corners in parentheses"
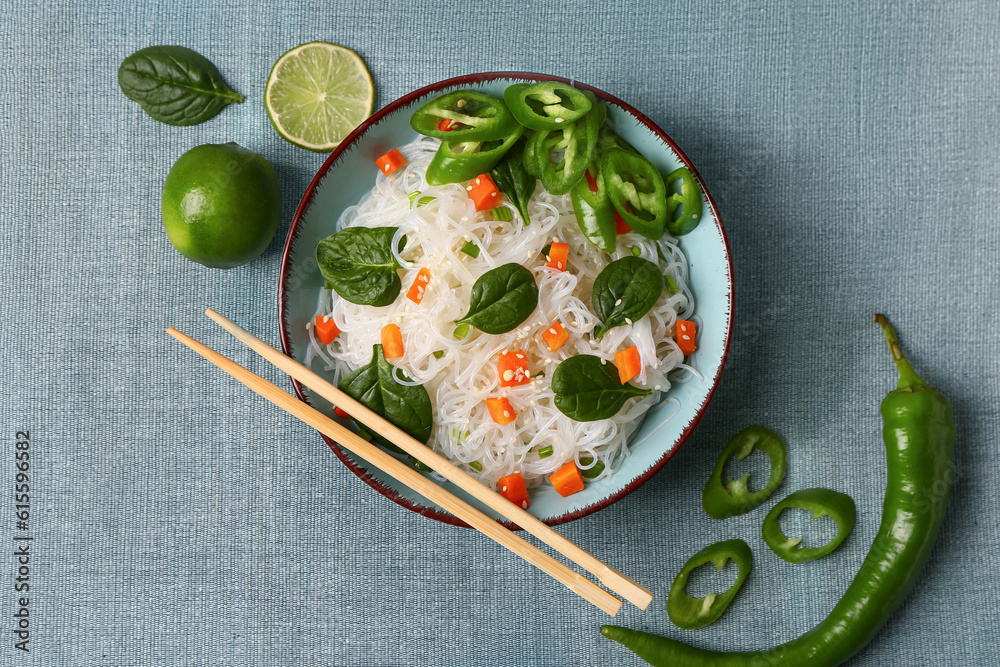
top-left (205, 308), bottom-right (654, 611)
top-left (166, 325), bottom-right (622, 616)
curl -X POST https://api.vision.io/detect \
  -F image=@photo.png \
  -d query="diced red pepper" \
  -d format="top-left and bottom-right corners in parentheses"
top-left (585, 169), bottom-right (599, 193)
top-left (375, 149), bottom-right (407, 175)
top-left (498, 350), bottom-right (530, 387)
top-left (615, 346), bottom-right (642, 384)
top-left (498, 472), bottom-right (530, 509)
top-left (546, 242), bottom-right (569, 271)
top-left (406, 267), bottom-right (431, 305)
top-left (541, 321), bottom-right (569, 352)
top-left (437, 118), bottom-right (458, 132)
top-left (549, 460), bottom-right (585, 497)
top-left (676, 320), bottom-right (698, 355)
top-left (467, 173), bottom-right (501, 211)
top-left (486, 397), bottom-right (516, 425)
top-left (314, 315), bottom-right (341, 344)
top-left (615, 208), bottom-right (631, 234)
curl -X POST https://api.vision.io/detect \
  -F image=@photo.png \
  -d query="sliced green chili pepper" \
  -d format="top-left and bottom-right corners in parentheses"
top-left (702, 425), bottom-right (787, 520)
top-left (665, 167), bottom-right (703, 236)
top-left (425, 126), bottom-right (525, 185)
top-left (490, 140), bottom-right (536, 225)
top-left (578, 455), bottom-right (606, 479)
top-left (602, 315), bottom-right (956, 667)
top-left (504, 81), bottom-right (593, 130)
top-left (522, 130), bottom-right (542, 177)
top-left (597, 124), bottom-right (638, 154)
top-left (602, 147), bottom-right (668, 239)
top-left (667, 539), bottom-right (752, 630)
top-left (762, 488), bottom-right (856, 564)
top-left (530, 101), bottom-right (600, 195)
top-left (571, 165), bottom-right (616, 252)
top-left (410, 90), bottom-right (519, 141)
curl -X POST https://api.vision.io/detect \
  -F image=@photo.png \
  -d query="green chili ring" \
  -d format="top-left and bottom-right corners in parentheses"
top-left (665, 167), bottom-right (703, 236)
top-left (667, 539), bottom-right (753, 630)
top-left (504, 81), bottom-right (592, 130)
top-left (761, 488), bottom-right (856, 564)
top-left (410, 90), bottom-right (519, 141)
top-left (425, 126), bottom-right (525, 185)
top-left (702, 425), bottom-right (787, 520)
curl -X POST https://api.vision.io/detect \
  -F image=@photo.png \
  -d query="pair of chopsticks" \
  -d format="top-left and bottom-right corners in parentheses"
top-left (167, 309), bottom-right (653, 616)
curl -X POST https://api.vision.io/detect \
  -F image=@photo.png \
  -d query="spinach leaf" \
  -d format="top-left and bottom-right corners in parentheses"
top-left (117, 46), bottom-right (243, 126)
top-left (316, 227), bottom-right (405, 306)
top-left (591, 256), bottom-right (664, 338)
top-left (552, 355), bottom-right (651, 421)
top-left (491, 141), bottom-right (536, 225)
top-left (456, 263), bottom-right (538, 334)
top-left (338, 344), bottom-right (433, 445)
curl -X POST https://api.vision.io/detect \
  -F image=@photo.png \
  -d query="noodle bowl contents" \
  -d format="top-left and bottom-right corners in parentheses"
top-left (306, 84), bottom-right (703, 506)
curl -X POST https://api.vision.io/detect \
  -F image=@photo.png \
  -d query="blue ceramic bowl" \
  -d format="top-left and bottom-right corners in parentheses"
top-left (279, 73), bottom-right (732, 527)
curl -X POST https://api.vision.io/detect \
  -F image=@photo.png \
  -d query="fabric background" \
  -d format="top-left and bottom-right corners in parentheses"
top-left (2, 1), bottom-right (998, 665)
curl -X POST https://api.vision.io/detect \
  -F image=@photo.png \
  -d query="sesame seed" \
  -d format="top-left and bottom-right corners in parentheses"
top-left (615, 299), bottom-right (622, 306)
top-left (515, 353), bottom-right (524, 359)
top-left (503, 410), bottom-right (510, 418)
top-left (682, 335), bottom-right (691, 340)
top-left (524, 370), bottom-right (531, 378)
top-left (548, 328), bottom-right (557, 335)
top-left (502, 485), bottom-right (507, 492)
top-left (600, 358), bottom-right (606, 365)
top-left (467, 186), bottom-right (473, 191)
top-left (461, 216), bottom-right (469, 221)
top-left (502, 370), bottom-right (515, 381)
top-left (625, 318), bottom-right (632, 325)
top-left (654, 385), bottom-right (662, 390)
top-left (555, 118), bottom-right (564, 123)
top-left (475, 178), bottom-right (481, 185)
top-left (522, 501), bottom-right (528, 509)
top-left (457, 99), bottom-right (466, 107)
top-left (492, 192), bottom-right (498, 197)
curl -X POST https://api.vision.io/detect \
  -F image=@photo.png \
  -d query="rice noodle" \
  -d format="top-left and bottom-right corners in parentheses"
top-left (306, 136), bottom-right (695, 489)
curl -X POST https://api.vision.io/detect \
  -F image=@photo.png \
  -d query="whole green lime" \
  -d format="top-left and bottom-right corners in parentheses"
top-left (161, 142), bottom-right (281, 269)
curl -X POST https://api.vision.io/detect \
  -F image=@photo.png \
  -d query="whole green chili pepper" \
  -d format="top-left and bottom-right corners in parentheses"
top-left (602, 314), bottom-right (956, 667)
top-left (761, 488), bottom-right (856, 564)
top-left (410, 90), bottom-right (519, 141)
top-left (702, 425), bottom-right (787, 520)
top-left (667, 539), bottom-right (752, 630)
top-left (425, 127), bottom-right (525, 185)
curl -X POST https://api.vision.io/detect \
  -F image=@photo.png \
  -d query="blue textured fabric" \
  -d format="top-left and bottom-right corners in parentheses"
top-left (2, 1), bottom-right (998, 665)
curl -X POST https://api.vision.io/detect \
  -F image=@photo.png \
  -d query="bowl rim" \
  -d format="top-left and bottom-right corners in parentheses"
top-left (278, 71), bottom-right (733, 528)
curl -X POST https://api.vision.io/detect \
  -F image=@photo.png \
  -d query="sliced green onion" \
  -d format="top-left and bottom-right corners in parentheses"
top-left (454, 323), bottom-right (471, 340)
top-left (460, 240), bottom-right (480, 258)
top-left (537, 445), bottom-right (554, 459)
top-left (579, 455), bottom-right (606, 478)
top-left (409, 191), bottom-right (436, 208)
top-left (493, 206), bottom-right (513, 222)
top-left (356, 427), bottom-right (374, 441)
top-left (665, 275), bottom-right (680, 293)
top-left (469, 460), bottom-right (483, 472)
top-left (432, 350), bottom-right (445, 359)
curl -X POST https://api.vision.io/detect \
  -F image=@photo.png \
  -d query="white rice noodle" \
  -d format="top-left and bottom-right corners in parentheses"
top-left (306, 136), bottom-right (696, 489)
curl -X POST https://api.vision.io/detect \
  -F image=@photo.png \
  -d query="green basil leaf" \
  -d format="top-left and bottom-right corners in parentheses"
top-left (552, 355), bottom-right (651, 421)
top-left (456, 263), bottom-right (538, 334)
top-left (117, 46), bottom-right (243, 126)
top-left (316, 227), bottom-right (404, 306)
top-left (338, 345), bottom-right (433, 445)
top-left (491, 141), bottom-right (536, 225)
top-left (591, 256), bottom-right (664, 338)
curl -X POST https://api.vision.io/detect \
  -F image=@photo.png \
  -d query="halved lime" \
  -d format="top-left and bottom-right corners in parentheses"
top-left (265, 42), bottom-right (374, 152)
